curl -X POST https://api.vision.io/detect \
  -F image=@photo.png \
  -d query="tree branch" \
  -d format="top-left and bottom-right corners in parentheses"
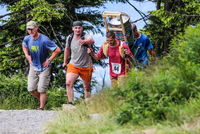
top-left (125, 0), bottom-right (148, 25)
top-left (130, 14), bottom-right (151, 23)
top-left (0, 7), bottom-right (29, 19)
top-left (49, 21), bottom-right (64, 49)
top-left (0, 36), bottom-right (24, 46)
top-left (0, 17), bottom-right (31, 32)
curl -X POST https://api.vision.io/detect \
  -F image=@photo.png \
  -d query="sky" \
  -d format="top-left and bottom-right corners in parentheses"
top-left (0, 1), bottom-right (156, 97)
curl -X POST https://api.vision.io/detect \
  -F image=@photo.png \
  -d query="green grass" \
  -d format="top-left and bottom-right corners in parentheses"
top-left (45, 88), bottom-right (128, 134)
top-left (45, 89), bottom-right (200, 134)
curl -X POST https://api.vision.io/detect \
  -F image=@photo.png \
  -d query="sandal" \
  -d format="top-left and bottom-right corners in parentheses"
top-left (37, 108), bottom-right (44, 110)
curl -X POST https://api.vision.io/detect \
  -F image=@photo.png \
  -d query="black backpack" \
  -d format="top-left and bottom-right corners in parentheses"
top-left (66, 32), bottom-right (95, 64)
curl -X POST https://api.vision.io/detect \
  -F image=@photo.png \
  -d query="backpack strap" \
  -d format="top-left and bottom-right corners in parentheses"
top-left (68, 32), bottom-right (86, 48)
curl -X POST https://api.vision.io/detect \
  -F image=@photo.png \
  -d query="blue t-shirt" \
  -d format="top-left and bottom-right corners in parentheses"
top-left (23, 33), bottom-right (58, 71)
top-left (132, 34), bottom-right (153, 65)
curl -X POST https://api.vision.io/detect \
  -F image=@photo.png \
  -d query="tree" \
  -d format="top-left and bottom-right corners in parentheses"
top-left (140, 0), bottom-right (200, 56)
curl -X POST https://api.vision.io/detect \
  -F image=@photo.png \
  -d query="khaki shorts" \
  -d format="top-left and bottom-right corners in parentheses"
top-left (110, 75), bottom-right (126, 87)
top-left (28, 65), bottom-right (51, 93)
top-left (67, 63), bottom-right (93, 82)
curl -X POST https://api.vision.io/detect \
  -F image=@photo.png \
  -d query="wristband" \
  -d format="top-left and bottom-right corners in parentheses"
top-left (47, 59), bottom-right (51, 63)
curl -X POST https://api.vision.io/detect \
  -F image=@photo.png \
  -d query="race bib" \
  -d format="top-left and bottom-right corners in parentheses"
top-left (111, 63), bottom-right (121, 74)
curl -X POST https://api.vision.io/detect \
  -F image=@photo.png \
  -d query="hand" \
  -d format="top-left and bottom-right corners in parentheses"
top-left (124, 48), bottom-right (129, 55)
top-left (124, 48), bottom-right (130, 58)
top-left (62, 62), bottom-right (67, 70)
top-left (27, 55), bottom-right (33, 65)
top-left (78, 39), bottom-right (85, 46)
top-left (42, 59), bottom-right (50, 67)
top-left (87, 48), bottom-right (93, 54)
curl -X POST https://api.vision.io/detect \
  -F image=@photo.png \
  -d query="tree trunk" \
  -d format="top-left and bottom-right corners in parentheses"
top-left (155, 40), bottom-right (161, 56)
top-left (157, 0), bottom-right (161, 10)
top-left (24, 8), bottom-right (30, 77)
top-left (163, 0), bottom-right (174, 53)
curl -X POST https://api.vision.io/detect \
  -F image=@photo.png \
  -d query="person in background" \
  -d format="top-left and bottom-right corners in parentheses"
top-left (131, 24), bottom-right (156, 67)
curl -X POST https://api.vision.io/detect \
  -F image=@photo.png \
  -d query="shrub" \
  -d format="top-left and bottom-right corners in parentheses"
top-left (114, 24), bottom-right (200, 124)
top-left (0, 72), bottom-right (67, 110)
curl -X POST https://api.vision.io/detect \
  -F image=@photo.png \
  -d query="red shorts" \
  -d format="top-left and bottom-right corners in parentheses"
top-left (67, 63), bottom-right (93, 82)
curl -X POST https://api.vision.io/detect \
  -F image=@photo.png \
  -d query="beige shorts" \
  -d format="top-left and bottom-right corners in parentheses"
top-left (110, 75), bottom-right (126, 87)
top-left (28, 65), bottom-right (51, 93)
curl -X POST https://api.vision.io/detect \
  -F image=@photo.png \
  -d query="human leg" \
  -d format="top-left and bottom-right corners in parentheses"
top-left (28, 65), bottom-right (39, 100)
top-left (39, 92), bottom-right (47, 109)
top-left (38, 66), bottom-right (51, 109)
top-left (79, 66), bottom-right (93, 99)
top-left (66, 63), bottom-right (80, 103)
top-left (110, 76), bottom-right (118, 88)
top-left (30, 90), bottom-right (40, 100)
top-left (66, 73), bottom-right (79, 102)
top-left (117, 75), bottom-right (126, 86)
top-left (82, 79), bottom-right (91, 99)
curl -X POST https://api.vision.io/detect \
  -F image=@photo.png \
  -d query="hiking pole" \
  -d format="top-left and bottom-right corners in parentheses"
top-left (124, 49), bottom-right (128, 76)
top-left (89, 46), bottom-right (92, 82)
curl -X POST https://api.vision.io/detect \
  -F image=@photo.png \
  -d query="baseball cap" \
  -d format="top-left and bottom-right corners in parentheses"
top-left (26, 21), bottom-right (37, 29)
top-left (73, 21), bottom-right (82, 27)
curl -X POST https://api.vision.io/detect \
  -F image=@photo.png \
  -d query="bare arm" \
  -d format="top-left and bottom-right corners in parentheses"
top-left (148, 48), bottom-right (156, 60)
top-left (79, 37), bottom-right (95, 46)
top-left (87, 48), bottom-right (100, 60)
top-left (49, 47), bottom-right (61, 61)
top-left (22, 44), bottom-right (32, 65)
top-left (84, 37), bottom-right (95, 45)
top-left (63, 47), bottom-right (70, 68)
top-left (42, 47), bottom-right (61, 67)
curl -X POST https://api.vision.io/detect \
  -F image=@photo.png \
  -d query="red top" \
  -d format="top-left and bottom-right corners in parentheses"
top-left (97, 40), bottom-right (133, 77)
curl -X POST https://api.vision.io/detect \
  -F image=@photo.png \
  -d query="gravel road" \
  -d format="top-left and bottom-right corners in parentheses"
top-left (0, 109), bottom-right (58, 134)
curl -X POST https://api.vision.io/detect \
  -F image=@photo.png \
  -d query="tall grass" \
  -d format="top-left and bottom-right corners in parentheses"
top-left (45, 88), bottom-right (128, 134)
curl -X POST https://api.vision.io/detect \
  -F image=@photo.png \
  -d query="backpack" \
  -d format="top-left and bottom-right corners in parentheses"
top-left (67, 32), bottom-right (95, 64)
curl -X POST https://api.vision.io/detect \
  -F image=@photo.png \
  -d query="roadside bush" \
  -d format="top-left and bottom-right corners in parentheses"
top-left (0, 72), bottom-right (38, 109)
top-left (0, 72), bottom-right (67, 110)
top-left (115, 24), bottom-right (200, 124)
top-left (45, 88), bottom-right (68, 109)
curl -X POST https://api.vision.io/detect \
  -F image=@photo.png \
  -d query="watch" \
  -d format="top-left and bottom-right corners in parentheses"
top-left (47, 59), bottom-right (51, 63)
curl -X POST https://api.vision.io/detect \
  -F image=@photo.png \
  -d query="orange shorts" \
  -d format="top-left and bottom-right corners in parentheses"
top-left (67, 63), bottom-right (93, 82)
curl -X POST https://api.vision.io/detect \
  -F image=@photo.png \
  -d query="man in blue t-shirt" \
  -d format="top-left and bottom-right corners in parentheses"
top-left (22, 21), bottom-right (61, 110)
top-left (131, 24), bottom-right (156, 67)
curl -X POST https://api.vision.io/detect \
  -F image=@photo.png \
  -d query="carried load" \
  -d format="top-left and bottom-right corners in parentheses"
top-left (102, 11), bottom-right (135, 72)
top-left (102, 41), bottom-right (109, 57)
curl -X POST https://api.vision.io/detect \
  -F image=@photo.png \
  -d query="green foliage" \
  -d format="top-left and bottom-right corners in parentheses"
top-left (45, 88), bottom-right (68, 109)
top-left (114, 24), bottom-right (200, 124)
top-left (140, 0), bottom-right (200, 56)
top-left (170, 24), bottom-right (200, 66)
top-left (0, 72), bottom-right (67, 110)
top-left (0, 71), bottom-right (38, 109)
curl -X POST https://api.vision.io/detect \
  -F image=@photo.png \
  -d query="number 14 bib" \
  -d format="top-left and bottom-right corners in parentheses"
top-left (111, 63), bottom-right (121, 74)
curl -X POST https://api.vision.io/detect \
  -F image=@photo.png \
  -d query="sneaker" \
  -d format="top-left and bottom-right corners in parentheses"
top-left (68, 102), bottom-right (74, 106)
